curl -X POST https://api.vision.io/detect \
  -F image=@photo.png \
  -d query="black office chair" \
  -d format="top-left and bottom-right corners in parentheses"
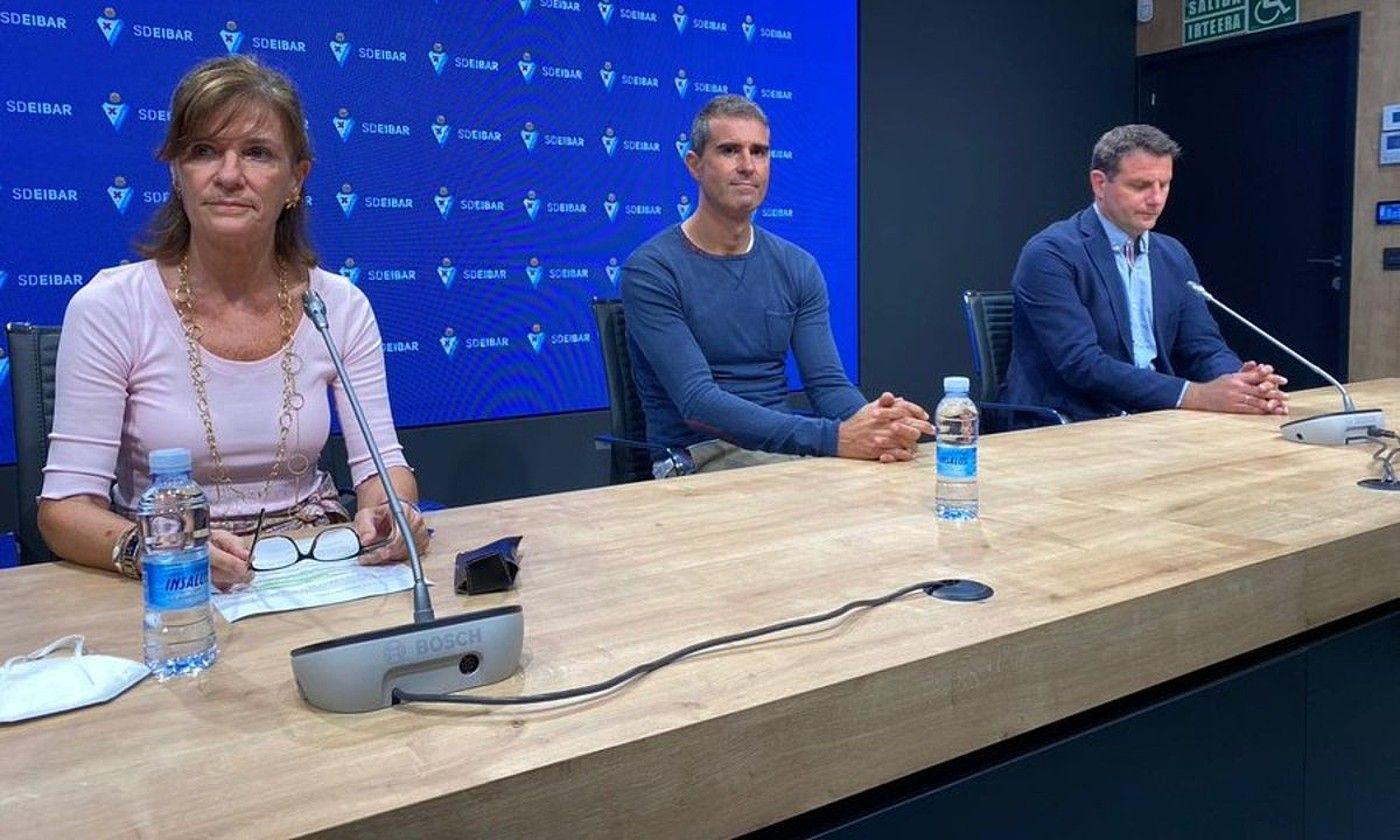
top-left (589, 299), bottom-right (692, 484)
top-left (5, 323), bottom-right (62, 564)
top-left (3, 322), bottom-right (366, 564)
top-left (960, 290), bottom-right (1067, 432)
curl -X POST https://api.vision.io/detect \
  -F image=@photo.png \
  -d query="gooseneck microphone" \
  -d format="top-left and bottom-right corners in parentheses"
top-left (1187, 282), bottom-right (1384, 445)
top-left (302, 289), bottom-right (432, 622)
top-left (289, 289), bottom-right (523, 713)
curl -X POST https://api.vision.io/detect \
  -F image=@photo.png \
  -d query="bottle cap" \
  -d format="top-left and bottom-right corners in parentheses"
top-left (943, 375), bottom-right (970, 394)
top-left (149, 448), bottom-right (192, 475)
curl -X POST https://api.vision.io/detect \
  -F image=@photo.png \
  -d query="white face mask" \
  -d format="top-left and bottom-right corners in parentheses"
top-left (0, 635), bottom-right (149, 724)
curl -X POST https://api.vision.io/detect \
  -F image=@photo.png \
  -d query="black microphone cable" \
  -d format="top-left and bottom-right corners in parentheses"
top-left (1365, 426), bottom-right (1399, 485)
top-left (393, 579), bottom-right (974, 707)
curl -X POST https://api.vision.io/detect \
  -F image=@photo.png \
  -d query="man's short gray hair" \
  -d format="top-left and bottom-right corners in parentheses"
top-left (1091, 124), bottom-right (1181, 178)
top-left (690, 94), bottom-right (769, 156)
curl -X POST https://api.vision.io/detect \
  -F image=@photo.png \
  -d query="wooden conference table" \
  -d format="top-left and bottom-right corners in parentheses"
top-left (2, 381), bottom-right (1398, 838)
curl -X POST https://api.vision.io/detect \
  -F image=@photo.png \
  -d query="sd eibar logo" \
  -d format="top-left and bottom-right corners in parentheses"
top-left (219, 20), bottom-right (243, 53)
top-left (339, 258), bottom-right (361, 285)
top-left (437, 258), bottom-right (456, 290)
top-left (428, 43), bottom-right (448, 75)
top-left (333, 107), bottom-right (355, 142)
top-left (329, 32), bottom-right (351, 67)
top-left (337, 183), bottom-right (358, 219)
top-left (97, 7), bottom-right (123, 45)
top-left (107, 176), bottom-right (132, 214)
top-left (103, 92), bottom-right (129, 131)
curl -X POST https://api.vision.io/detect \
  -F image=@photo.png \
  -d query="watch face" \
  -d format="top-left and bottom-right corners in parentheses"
top-left (114, 527), bottom-right (143, 578)
top-left (1137, 0), bottom-right (1154, 23)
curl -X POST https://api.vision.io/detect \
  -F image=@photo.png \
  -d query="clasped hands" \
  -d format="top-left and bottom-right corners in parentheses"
top-left (1183, 361), bottom-right (1290, 416)
top-left (838, 391), bottom-right (935, 462)
top-left (206, 502), bottom-right (431, 592)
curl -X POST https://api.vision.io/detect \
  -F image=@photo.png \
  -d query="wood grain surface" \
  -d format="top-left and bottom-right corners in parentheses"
top-left (3, 382), bottom-right (1398, 838)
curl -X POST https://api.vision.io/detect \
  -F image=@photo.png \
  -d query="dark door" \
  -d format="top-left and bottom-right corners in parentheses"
top-left (1138, 16), bottom-right (1357, 388)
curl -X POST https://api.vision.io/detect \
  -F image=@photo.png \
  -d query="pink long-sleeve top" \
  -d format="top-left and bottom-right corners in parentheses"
top-left (41, 260), bottom-right (408, 518)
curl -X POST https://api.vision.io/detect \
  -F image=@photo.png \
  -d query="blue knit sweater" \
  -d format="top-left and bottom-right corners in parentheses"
top-left (621, 225), bottom-right (865, 456)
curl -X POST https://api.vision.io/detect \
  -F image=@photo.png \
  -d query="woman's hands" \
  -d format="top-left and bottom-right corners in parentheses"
top-left (208, 528), bottom-right (254, 591)
top-left (353, 503), bottom-right (431, 565)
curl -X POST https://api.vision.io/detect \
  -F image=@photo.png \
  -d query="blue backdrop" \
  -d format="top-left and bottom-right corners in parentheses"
top-left (0, 1), bottom-right (858, 465)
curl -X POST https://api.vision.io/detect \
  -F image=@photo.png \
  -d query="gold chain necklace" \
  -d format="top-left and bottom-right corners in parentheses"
top-left (176, 256), bottom-right (306, 503)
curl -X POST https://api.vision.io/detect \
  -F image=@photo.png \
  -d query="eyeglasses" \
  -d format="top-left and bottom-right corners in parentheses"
top-left (247, 510), bottom-right (393, 572)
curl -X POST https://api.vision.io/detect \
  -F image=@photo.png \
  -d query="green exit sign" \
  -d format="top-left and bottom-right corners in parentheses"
top-left (1184, 0), bottom-right (1300, 46)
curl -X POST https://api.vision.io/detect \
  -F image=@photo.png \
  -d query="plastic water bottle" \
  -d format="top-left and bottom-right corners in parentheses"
top-left (935, 376), bottom-right (979, 521)
top-left (138, 448), bottom-right (217, 679)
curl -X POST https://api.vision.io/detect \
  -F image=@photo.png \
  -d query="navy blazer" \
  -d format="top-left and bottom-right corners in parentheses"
top-left (1004, 206), bottom-right (1241, 421)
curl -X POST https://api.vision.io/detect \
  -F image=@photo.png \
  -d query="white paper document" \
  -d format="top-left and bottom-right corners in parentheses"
top-left (211, 557), bottom-right (417, 623)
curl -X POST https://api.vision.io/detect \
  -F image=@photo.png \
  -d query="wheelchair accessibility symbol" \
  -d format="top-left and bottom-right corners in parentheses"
top-left (1251, 0), bottom-right (1296, 29)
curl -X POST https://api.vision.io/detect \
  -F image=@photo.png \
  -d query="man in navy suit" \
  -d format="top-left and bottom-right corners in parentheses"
top-left (1005, 124), bottom-right (1289, 422)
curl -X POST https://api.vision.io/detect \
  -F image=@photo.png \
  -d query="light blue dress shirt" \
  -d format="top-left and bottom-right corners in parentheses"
top-left (1092, 204), bottom-right (1188, 407)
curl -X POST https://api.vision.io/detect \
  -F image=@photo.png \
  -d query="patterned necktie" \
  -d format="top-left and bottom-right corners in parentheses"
top-left (1123, 237), bottom-right (1154, 369)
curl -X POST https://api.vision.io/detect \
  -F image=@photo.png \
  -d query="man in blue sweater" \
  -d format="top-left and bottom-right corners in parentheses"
top-left (622, 95), bottom-right (931, 477)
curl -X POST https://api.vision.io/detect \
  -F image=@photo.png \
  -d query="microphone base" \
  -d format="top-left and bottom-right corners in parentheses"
top-left (290, 606), bottom-right (523, 713)
top-left (1358, 478), bottom-right (1400, 492)
top-left (1279, 409), bottom-right (1385, 446)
